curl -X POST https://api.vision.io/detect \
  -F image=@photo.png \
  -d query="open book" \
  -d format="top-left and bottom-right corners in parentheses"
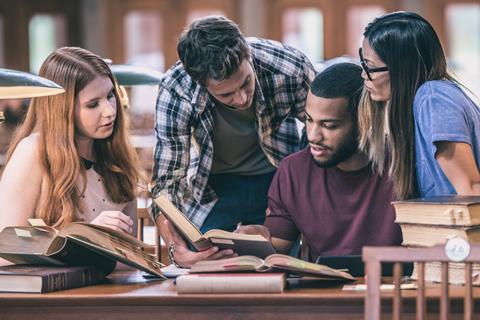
top-left (0, 221), bottom-right (165, 278)
top-left (154, 196), bottom-right (276, 258)
top-left (189, 254), bottom-right (355, 281)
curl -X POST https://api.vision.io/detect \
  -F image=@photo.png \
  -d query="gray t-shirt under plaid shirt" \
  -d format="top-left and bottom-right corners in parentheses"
top-left (152, 37), bottom-right (315, 227)
top-left (211, 102), bottom-right (275, 175)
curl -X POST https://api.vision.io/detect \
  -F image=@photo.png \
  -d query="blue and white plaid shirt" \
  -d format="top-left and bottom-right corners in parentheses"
top-left (151, 38), bottom-right (315, 227)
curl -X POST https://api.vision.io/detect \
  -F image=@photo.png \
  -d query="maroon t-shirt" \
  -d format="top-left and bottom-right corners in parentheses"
top-left (265, 148), bottom-right (402, 259)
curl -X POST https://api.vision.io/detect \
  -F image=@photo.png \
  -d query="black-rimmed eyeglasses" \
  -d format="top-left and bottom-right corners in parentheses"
top-left (359, 48), bottom-right (388, 81)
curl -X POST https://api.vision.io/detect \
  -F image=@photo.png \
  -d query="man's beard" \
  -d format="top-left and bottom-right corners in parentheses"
top-left (310, 135), bottom-right (359, 168)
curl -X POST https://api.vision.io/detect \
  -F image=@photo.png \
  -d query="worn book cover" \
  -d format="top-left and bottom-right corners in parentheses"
top-left (176, 273), bottom-right (286, 294)
top-left (190, 254), bottom-right (354, 281)
top-left (410, 261), bottom-right (480, 286)
top-left (0, 264), bottom-right (105, 293)
top-left (154, 195), bottom-right (276, 258)
top-left (0, 222), bottom-right (165, 278)
top-left (399, 223), bottom-right (480, 247)
top-left (393, 195), bottom-right (480, 226)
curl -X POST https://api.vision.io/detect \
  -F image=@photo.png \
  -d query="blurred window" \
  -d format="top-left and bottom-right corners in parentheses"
top-left (29, 14), bottom-right (67, 74)
top-left (0, 16), bottom-right (4, 66)
top-left (124, 11), bottom-right (163, 128)
top-left (445, 3), bottom-right (480, 97)
top-left (186, 9), bottom-right (225, 25)
top-left (346, 6), bottom-right (385, 57)
top-left (282, 8), bottom-right (323, 63)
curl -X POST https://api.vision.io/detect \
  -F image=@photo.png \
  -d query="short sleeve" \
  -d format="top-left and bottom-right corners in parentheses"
top-left (414, 82), bottom-right (471, 147)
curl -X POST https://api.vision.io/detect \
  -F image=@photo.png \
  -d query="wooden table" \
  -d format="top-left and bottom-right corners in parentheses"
top-left (0, 271), bottom-right (478, 320)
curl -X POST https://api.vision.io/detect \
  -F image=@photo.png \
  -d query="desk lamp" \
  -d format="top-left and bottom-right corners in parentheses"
top-left (0, 68), bottom-right (64, 123)
top-left (106, 62), bottom-right (163, 109)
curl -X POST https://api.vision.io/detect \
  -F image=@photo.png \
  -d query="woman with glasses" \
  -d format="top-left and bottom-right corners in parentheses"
top-left (358, 11), bottom-right (480, 200)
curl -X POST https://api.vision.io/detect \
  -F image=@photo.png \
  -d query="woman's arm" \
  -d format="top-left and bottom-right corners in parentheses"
top-left (0, 136), bottom-right (43, 230)
top-left (0, 136), bottom-right (43, 267)
top-left (435, 141), bottom-right (480, 194)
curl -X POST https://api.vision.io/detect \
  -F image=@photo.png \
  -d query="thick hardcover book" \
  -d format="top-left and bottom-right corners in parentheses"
top-left (0, 222), bottom-right (165, 278)
top-left (154, 196), bottom-right (276, 258)
top-left (410, 261), bottom-right (480, 286)
top-left (399, 223), bottom-right (480, 247)
top-left (176, 273), bottom-right (286, 294)
top-left (393, 196), bottom-right (480, 226)
top-left (0, 265), bottom-right (105, 293)
top-left (190, 254), bottom-right (354, 281)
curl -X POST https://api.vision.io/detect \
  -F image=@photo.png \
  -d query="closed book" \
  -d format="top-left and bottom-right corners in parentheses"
top-left (154, 196), bottom-right (275, 258)
top-left (190, 253), bottom-right (354, 281)
top-left (0, 265), bottom-right (104, 293)
top-left (393, 196), bottom-right (480, 226)
top-left (410, 261), bottom-right (480, 286)
top-left (0, 222), bottom-right (165, 278)
top-left (176, 273), bottom-right (285, 294)
top-left (399, 223), bottom-right (480, 247)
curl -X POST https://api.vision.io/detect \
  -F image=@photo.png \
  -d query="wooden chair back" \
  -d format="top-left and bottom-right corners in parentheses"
top-left (363, 240), bottom-right (480, 320)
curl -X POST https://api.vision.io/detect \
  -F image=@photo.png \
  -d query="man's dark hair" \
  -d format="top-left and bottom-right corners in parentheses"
top-left (310, 63), bottom-right (363, 118)
top-left (177, 16), bottom-right (250, 86)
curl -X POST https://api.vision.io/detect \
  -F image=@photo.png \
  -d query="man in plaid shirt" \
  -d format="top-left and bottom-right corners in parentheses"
top-left (152, 16), bottom-right (315, 267)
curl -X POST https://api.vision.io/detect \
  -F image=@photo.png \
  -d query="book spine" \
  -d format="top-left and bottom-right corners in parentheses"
top-left (176, 273), bottom-right (285, 294)
top-left (42, 266), bottom-right (104, 293)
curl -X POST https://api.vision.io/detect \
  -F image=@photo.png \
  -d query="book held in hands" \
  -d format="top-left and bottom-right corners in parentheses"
top-left (0, 265), bottom-right (105, 293)
top-left (154, 195), bottom-right (276, 258)
top-left (0, 221), bottom-right (165, 278)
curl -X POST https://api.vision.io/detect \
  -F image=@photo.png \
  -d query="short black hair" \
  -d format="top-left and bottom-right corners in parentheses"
top-left (177, 16), bottom-right (250, 86)
top-left (310, 62), bottom-right (363, 117)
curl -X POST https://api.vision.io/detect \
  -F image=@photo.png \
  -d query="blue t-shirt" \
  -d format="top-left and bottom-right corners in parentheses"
top-left (414, 80), bottom-right (480, 196)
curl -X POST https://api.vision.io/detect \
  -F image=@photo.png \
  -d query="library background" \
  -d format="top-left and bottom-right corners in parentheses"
top-left (0, 0), bottom-right (479, 179)
top-left (0, 1), bottom-right (480, 319)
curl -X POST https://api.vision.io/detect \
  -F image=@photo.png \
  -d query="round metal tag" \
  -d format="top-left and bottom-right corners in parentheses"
top-left (445, 236), bottom-right (470, 262)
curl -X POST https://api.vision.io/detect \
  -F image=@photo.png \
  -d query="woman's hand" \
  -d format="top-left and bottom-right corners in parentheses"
top-left (91, 210), bottom-right (134, 234)
top-left (163, 220), bottom-right (237, 268)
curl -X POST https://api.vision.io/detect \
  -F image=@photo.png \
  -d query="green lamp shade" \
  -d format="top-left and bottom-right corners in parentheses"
top-left (109, 64), bottom-right (163, 86)
top-left (0, 68), bottom-right (64, 99)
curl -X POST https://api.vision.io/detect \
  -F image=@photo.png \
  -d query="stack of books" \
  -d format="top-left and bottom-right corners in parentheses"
top-left (176, 254), bottom-right (355, 294)
top-left (0, 219), bottom-right (166, 293)
top-left (393, 196), bottom-right (480, 285)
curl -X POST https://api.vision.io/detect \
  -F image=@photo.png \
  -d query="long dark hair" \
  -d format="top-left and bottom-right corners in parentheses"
top-left (358, 11), bottom-right (455, 199)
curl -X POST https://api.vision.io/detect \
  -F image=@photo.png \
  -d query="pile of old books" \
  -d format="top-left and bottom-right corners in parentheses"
top-left (393, 195), bottom-right (480, 285)
top-left (176, 253), bottom-right (355, 294)
top-left (0, 219), bottom-right (165, 293)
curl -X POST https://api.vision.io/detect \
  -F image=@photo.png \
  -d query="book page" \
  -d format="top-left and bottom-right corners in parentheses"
top-left (265, 254), bottom-right (354, 280)
top-left (190, 255), bottom-right (265, 273)
top-left (154, 195), bottom-right (203, 244)
top-left (204, 229), bottom-right (268, 242)
top-left (60, 223), bottom-right (164, 277)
